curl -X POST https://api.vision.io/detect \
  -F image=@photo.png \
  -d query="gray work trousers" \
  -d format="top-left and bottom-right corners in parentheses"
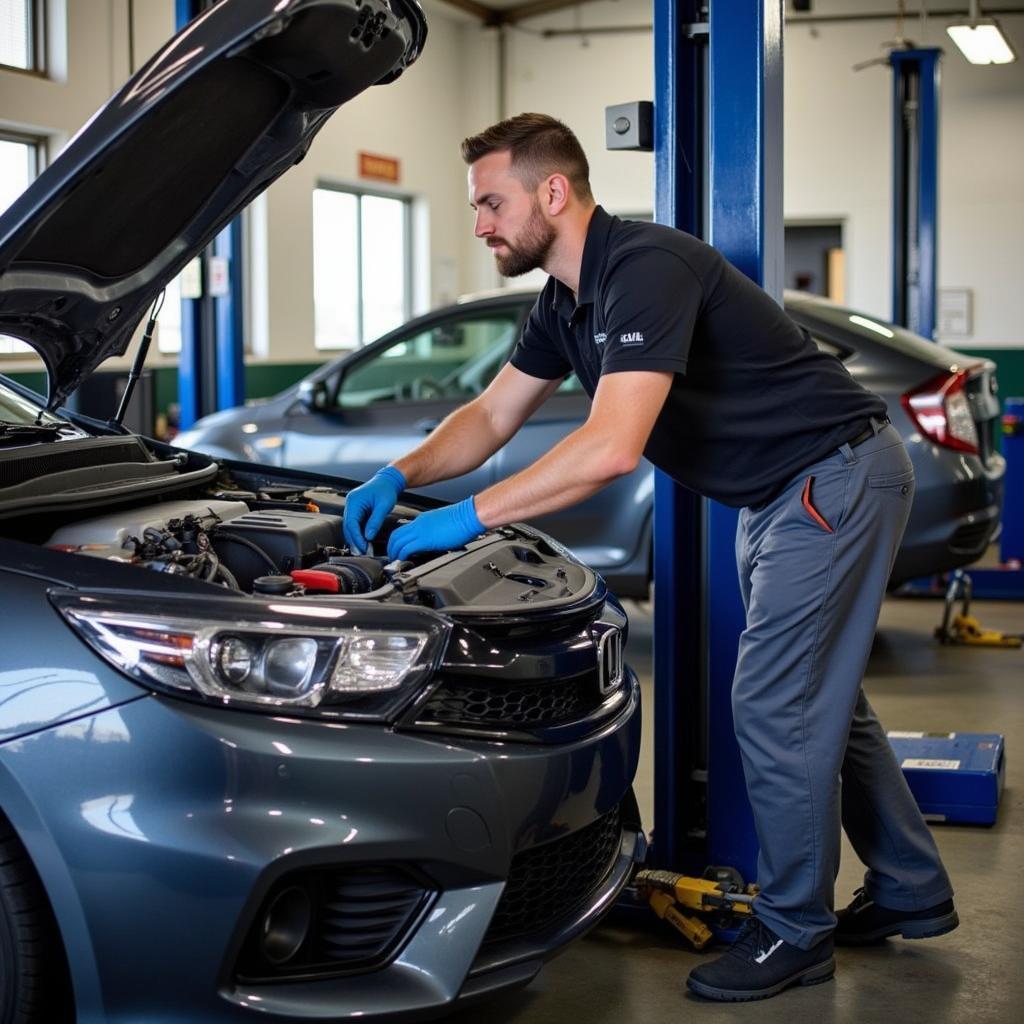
top-left (734, 422), bottom-right (954, 950)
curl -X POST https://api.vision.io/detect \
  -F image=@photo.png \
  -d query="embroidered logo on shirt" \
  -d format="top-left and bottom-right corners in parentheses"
top-left (594, 332), bottom-right (607, 345)
top-left (620, 331), bottom-right (645, 346)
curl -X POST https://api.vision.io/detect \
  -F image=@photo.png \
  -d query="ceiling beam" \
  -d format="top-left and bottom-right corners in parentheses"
top-left (433, 0), bottom-right (606, 27)
top-left (505, 0), bottom-right (605, 24)
top-left (434, 0), bottom-right (502, 25)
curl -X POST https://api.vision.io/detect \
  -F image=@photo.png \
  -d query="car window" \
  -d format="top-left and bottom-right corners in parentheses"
top-left (335, 311), bottom-right (521, 409)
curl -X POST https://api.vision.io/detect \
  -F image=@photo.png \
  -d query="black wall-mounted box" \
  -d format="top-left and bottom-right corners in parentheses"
top-left (605, 101), bottom-right (653, 152)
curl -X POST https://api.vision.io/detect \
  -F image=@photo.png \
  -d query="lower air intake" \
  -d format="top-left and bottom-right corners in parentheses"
top-left (235, 865), bottom-right (433, 982)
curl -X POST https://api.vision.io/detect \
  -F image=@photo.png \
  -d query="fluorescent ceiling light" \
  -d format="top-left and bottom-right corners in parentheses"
top-left (947, 17), bottom-right (1017, 65)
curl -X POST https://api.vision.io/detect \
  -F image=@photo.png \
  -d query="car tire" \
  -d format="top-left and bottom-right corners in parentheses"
top-left (0, 818), bottom-right (73, 1024)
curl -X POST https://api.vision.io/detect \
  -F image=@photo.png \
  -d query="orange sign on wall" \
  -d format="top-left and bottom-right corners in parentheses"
top-left (358, 152), bottom-right (401, 184)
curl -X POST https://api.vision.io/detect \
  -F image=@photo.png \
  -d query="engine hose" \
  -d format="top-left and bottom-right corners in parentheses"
top-left (214, 562), bottom-right (240, 590)
top-left (212, 530), bottom-right (279, 573)
top-left (203, 553), bottom-right (219, 581)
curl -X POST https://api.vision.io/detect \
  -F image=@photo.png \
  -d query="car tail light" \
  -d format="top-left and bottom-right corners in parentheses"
top-left (901, 368), bottom-right (980, 454)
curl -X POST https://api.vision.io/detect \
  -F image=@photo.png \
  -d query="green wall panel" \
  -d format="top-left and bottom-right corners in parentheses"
top-left (4, 363), bottom-right (320, 413)
top-left (970, 348), bottom-right (1024, 403)
top-left (4, 371), bottom-right (48, 398)
top-left (242, 363), bottom-right (320, 399)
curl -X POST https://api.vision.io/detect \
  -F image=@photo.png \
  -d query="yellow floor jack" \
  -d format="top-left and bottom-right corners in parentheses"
top-left (635, 867), bottom-right (758, 950)
top-left (934, 569), bottom-right (1022, 648)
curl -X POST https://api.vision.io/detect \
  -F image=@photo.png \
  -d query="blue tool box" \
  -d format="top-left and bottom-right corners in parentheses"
top-left (886, 732), bottom-right (1005, 825)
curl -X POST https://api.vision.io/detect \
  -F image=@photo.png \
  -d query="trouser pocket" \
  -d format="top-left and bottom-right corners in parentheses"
top-left (868, 467), bottom-right (915, 496)
top-left (801, 475), bottom-right (834, 533)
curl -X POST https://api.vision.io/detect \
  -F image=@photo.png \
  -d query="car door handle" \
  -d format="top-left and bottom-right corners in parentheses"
top-left (414, 418), bottom-right (440, 434)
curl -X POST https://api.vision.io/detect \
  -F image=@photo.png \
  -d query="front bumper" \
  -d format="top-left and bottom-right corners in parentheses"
top-left (1, 669), bottom-right (641, 1022)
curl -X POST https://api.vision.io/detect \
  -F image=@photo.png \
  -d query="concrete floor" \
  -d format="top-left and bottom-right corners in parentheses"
top-left (449, 594), bottom-right (1024, 1024)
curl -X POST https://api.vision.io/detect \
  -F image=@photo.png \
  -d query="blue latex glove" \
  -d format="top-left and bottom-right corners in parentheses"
top-left (343, 466), bottom-right (406, 554)
top-left (387, 497), bottom-right (486, 562)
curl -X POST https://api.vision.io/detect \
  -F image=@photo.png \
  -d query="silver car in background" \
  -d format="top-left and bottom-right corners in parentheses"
top-left (178, 289), bottom-right (1005, 592)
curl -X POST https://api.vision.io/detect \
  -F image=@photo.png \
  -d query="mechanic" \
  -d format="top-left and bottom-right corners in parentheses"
top-left (342, 113), bottom-right (957, 1002)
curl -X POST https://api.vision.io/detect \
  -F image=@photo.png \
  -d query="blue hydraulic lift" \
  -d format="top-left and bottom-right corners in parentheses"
top-left (890, 48), bottom-right (941, 341)
top-left (174, 0), bottom-right (246, 429)
top-left (649, 0), bottom-right (783, 882)
top-left (888, 48), bottom-right (1024, 599)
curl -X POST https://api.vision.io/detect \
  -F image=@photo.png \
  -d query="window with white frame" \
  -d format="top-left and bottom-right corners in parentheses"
top-left (313, 186), bottom-right (411, 351)
top-left (0, 0), bottom-right (41, 73)
top-left (0, 131), bottom-right (42, 355)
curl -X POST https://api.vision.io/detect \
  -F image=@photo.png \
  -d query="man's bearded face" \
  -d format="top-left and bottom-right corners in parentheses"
top-left (488, 196), bottom-right (556, 277)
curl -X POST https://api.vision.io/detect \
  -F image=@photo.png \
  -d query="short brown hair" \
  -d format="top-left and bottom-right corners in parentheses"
top-left (461, 113), bottom-right (593, 202)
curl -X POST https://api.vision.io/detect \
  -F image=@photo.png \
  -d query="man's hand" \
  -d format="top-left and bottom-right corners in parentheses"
top-left (343, 466), bottom-right (406, 554)
top-left (387, 498), bottom-right (485, 562)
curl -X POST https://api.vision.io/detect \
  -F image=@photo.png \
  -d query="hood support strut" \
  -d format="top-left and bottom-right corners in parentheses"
top-left (112, 292), bottom-right (164, 429)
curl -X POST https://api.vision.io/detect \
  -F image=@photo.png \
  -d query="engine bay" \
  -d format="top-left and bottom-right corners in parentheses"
top-left (0, 435), bottom-right (597, 613)
top-left (45, 490), bottom-right (394, 597)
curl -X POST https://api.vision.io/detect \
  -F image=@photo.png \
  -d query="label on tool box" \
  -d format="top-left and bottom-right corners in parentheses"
top-left (888, 731), bottom-right (956, 740)
top-left (901, 758), bottom-right (962, 770)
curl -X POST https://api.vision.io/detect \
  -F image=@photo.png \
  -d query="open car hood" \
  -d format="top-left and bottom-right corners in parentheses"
top-left (0, 0), bottom-right (426, 411)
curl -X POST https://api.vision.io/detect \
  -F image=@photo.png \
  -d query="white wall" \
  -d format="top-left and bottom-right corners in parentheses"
top-left (785, 0), bottom-right (1024, 347)
top-left (501, 5), bottom-right (655, 216)
top-left (470, 0), bottom-right (1023, 348)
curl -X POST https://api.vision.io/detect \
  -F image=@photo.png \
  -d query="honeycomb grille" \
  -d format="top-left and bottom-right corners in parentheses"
top-left (483, 805), bottom-right (623, 945)
top-left (416, 672), bottom-right (599, 730)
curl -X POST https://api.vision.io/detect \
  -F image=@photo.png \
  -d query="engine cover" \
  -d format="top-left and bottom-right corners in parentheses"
top-left (210, 509), bottom-right (344, 589)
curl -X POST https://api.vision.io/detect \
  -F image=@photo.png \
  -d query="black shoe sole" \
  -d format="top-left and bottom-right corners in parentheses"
top-left (834, 909), bottom-right (959, 947)
top-left (686, 956), bottom-right (836, 1002)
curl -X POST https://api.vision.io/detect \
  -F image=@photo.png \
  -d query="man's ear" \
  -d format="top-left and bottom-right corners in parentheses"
top-left (542, 173), bottom-right (571, 216)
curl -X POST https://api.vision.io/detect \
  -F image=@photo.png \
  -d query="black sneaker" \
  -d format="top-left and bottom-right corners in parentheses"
top-left (834, 888), bottom-right (958, 946)
top-left (686, 917), bottom-right (835, 1002)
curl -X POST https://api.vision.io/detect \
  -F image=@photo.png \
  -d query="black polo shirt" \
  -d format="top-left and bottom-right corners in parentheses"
top-left (510, 206), bottom-right (887, 508)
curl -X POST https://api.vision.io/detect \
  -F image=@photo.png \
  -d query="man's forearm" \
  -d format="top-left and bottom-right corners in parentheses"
top-left (473, 423), bottom-right (637, 528)
top-left (391, 398), bottom-right (511, 489)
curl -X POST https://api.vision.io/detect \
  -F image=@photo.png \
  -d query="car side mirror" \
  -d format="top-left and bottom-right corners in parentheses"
top-left (297, 379), bottom-right (329, 412)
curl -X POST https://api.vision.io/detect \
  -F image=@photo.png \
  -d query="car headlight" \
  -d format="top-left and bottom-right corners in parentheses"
top-left (52, 591), bottom-right (449, 720)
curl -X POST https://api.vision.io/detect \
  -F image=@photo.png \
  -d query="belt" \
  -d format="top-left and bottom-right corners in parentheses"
top-left (846, 415), bottom-right (890, 450)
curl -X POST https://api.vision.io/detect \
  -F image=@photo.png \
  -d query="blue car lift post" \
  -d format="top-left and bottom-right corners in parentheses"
top-left (649, 0), bottom-right (783, 886)
top-left (890, 48), bottom-right (1024, 601)
top-left (174, 0), bottom-right (246, 430)
top-left (891, 48), bottom-right (940, 342)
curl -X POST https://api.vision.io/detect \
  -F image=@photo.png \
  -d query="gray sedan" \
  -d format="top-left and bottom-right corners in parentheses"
top-left (177, 289), bottom-right (1005, 594)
